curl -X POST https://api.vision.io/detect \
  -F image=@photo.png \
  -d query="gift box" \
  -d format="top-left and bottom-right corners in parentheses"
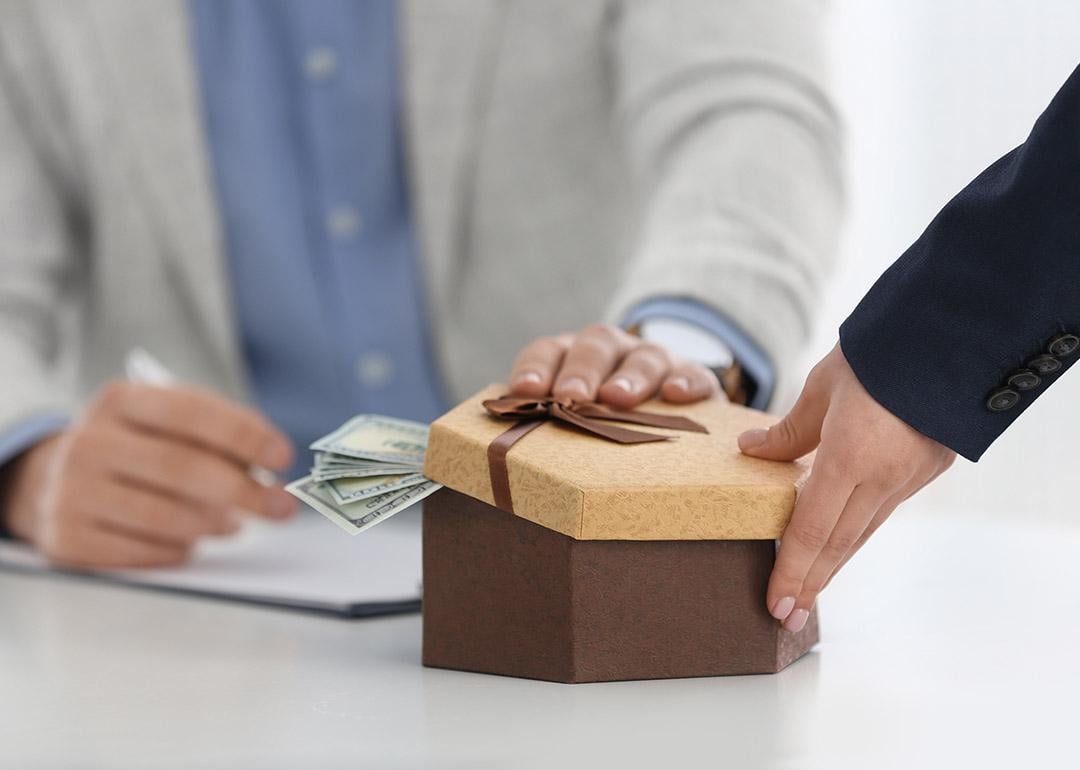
top-left (421, 385), bottom-right (816, 683)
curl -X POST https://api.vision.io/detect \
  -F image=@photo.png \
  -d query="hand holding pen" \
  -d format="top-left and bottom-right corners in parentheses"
top-left (0, 350), bottom-right (296, 568)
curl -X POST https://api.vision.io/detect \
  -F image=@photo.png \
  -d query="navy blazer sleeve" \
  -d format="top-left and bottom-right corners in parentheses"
top-left (840, 63), bottom-right (1080, 461)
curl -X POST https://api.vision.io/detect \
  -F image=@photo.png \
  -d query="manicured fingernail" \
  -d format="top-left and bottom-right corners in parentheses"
top-left (270, 490), bottom-right (296, 519)
top-left (668, 376), bottom-right (690, 392)
top-left (560, 377), bottom-right (588, 397)
top-left (514, 371), bottom-right (543, 386)
top-left (609, 376), bottom-right (635, 394)
top-left (738, 429), bottom-right (768, 451)
top-left (783, 608), bottom-right (810, 633)
top-left (770, 596), bottom-right (796, 621)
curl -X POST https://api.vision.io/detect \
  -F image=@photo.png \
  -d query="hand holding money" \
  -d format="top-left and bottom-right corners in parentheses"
top-left (287, 415), bottom-right (442, 535)
top-left (0, 381), bottom-right (296, 568)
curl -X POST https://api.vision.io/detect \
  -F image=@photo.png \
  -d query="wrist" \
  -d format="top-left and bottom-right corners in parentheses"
top-left (0, 435), bottom-right (61, 543)
top-left (622, 298), bottom-right (776, 409)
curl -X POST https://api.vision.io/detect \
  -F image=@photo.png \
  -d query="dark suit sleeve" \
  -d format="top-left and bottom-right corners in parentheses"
top-left (840, 63), bottom-right (1080, 462)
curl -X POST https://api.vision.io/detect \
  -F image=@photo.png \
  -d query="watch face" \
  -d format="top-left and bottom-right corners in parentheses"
top-left (637, 318), bottom-right (734, 370)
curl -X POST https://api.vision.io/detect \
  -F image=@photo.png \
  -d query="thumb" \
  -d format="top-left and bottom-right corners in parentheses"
top-left (738, 382), bottom-right (828, 462)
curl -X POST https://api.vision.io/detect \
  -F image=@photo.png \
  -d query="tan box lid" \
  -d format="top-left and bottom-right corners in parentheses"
top-left (423, 385), bottom-right (809, 541)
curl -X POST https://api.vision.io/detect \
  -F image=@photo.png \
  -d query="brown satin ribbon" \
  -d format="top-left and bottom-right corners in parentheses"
top-left (482, 396), bottom-right (708, 513)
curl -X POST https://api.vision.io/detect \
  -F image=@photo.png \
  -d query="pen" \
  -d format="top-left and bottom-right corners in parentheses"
top-left (124, 347), bottom-right (279, 487)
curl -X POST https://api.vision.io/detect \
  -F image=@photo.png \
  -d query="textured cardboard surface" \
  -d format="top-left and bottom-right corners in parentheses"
top-left (422, 489), bottom-right (819, 683)
top-left (423, 385), bottom-right (810, 541)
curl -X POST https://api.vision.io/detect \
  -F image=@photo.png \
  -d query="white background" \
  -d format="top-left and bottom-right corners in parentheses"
top-left (804, 1), bottom-right (1080, 523)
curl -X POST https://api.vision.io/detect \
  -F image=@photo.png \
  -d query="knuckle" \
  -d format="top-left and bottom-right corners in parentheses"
top-left (770, 561), bottom-right (806, 591)
top-left (771, 417), bottom-right (800, 447)
top-left (94, 380), bottom-right (132, 414)
top-left (816, 452), bottom-right (853, 482)
top-left (571, 334), bottom-right (613, 359)
top-left (581, 322), bottom-right (618, 341)
top-left (787, 519), bottom-right (831, 551)
top-left (537, 335), bottom-right (568, 353)
top-left (630, 343), bottom-right (670, 375)
top-left (806, 361), bottom-right (830, 390)
top-left (518, 336), bottom-right (561, 362)
top-left (878, 454), bottom-right (910, 483)
top-left (823, 531), bottom-right (856, 557)
top-left (683, 361), bottom-right (715, 381)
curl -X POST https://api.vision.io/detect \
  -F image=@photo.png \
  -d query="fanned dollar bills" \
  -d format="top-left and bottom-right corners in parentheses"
top-left (286, 415), bottom-right (443, 535)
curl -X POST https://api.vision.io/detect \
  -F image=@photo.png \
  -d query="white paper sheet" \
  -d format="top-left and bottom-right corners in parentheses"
top-left (0, 506), bottom-right (423, 617)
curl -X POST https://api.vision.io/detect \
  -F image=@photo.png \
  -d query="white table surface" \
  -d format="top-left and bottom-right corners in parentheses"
top-left (2, 508), bottom-right (1076, 770)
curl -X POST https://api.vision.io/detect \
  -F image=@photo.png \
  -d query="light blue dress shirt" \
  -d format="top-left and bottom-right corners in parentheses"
top-left (0, 0), bottom-right (775, 488)
top-left (189, 0), bottom-right (446, 475)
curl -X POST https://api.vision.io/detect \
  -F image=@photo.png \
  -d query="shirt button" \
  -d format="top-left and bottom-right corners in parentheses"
top-left (304, 46), bottom-right (338, 81)
top-left (327, 206), bottom-right (362, 240)
top-left (1047, 333), bottom-right (1080, 358)
top-left (356, 351), bottom-right (395, 389)
top-left (986, 387), bottom-right (1020, 412)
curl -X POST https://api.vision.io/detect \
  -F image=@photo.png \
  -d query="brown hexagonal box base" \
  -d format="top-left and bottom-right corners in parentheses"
top-left (422, 488), bottom-right (819, 683)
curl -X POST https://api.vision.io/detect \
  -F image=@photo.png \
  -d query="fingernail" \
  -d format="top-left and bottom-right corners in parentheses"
top-left (609, 376), bottom-right (635, 394)
top-left (270, 490), bottom-right (296, 519)
top-left (668, 376), bottom-right (689, 392)
top-left (738, 429), bottom-right (768, 451)
top-left (783, 608), bottom-right (810, 633)
top-left (250, 466), bottom-right (279, 488)
top-left (770, 596), bottom-right (796, 621)
top-left (560, 377), bottom-right (588, 397)
top-left (514, 371), bottom-right (543, 386)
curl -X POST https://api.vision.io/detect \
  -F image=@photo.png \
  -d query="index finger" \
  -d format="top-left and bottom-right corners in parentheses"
top-left (106, 383), bottom-right (293, 471)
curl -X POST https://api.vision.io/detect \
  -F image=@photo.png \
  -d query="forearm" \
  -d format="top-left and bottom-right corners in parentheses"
top-left (608, 0), bottom-right (844, 395)
top-left (0, 36), bottom-right (80, 469)
top-left (841, 63), bottom-right (1080, 461)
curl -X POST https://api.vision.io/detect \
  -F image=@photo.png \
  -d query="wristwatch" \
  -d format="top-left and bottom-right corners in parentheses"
top-left (628, 317), bottom-right (757, 406)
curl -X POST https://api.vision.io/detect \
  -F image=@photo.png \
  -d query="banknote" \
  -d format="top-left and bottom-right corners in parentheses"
top-left (324, 472), bottom-right (427, 505)
top-left (288, 414), bottom-right (442, 535)
top-left (287, 475), bottom-right (441, 536)
top-left (310, 467), bottom-right (421, 482)
top-left (310, 415), bottom-right (428, 464)
top-left (313, 452), bottom-right (420, 470)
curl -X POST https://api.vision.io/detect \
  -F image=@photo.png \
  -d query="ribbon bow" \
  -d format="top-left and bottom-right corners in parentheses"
top-left (481, 395), bottom-right (708, 513)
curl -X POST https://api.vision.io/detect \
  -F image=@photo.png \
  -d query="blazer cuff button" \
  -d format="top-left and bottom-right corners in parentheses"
top-left (986, 387), bottom-right (1020, 412)
top-left (1026, 354), bottom-right (1062, 375)
top-left (1006, 369), bottom-right (1041, 391)
top-left (1048, 333), bottom-right (1080, 358)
